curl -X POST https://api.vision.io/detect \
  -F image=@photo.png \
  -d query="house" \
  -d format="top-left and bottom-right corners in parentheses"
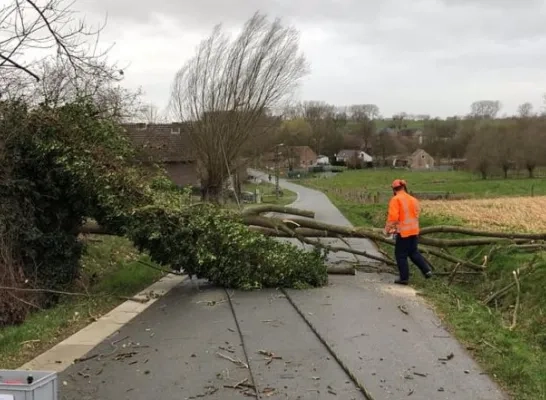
top-left (408, 149), bottom-right (434, 169)
top-left (261, 145), bottom-right (317, 170)
top-left (335, 149), bottom-right (373, 164)
top-left (121, 123), bottom-right (248, 188)
top-left (390, 149), bottom-right (435, 169)
top-left (285, 146), bottom-right (317, 168)
top-left (316, 155), bottom-right (330, 165)
top-left (122, 123), bottom-right (199, 187)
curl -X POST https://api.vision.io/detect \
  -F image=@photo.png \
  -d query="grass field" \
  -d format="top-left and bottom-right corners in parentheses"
top-left (300, 169), bottom-right (546, 400)
top-left (301, 169), bottom-right (546, 200)
top-left (0, 236), bottom-right (165, 369)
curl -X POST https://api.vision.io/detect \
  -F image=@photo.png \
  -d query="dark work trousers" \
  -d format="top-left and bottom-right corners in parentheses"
top-left (394, 234), bottom-right (431, 281)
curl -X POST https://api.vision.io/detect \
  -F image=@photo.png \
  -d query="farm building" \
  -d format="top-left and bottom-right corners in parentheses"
top-left (408, 149), bottom-right (435, 169)
top-left (391, 149), bottom-right (435, 169)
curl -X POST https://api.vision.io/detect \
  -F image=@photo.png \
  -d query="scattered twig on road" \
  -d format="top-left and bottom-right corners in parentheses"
top-left (216, 352), bottom-right (249, 369)
top-left (438, 352), bottom-right (454, 362)
top-left (224, 378), bottom-right (249, 389)
top-left (398, 305), bottom-right (409, 315)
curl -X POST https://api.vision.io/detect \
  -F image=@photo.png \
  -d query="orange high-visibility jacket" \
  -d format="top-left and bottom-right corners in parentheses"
top-left (385, 191), bottom-right (420, 238)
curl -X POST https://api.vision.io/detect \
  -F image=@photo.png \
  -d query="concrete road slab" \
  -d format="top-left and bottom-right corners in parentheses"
top-left (59, 280), bottom-right (252, 400)
top-left (286, 274), bottom-right (508, 400)
top-left (230, 289), bottom-right (366, 399)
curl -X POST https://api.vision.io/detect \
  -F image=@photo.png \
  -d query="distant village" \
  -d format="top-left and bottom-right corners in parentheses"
top-left (120, 122), bottom-right (456, 188)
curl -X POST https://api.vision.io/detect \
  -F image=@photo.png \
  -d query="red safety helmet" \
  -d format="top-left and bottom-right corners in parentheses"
top-left (391, 179), bottom-right (407, 189)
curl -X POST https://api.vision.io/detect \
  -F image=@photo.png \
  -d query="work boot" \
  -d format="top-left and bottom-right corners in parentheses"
top-left (394, 279), bottom-right (409, 285)
top-left (425, 271), bottom-right (433, 279)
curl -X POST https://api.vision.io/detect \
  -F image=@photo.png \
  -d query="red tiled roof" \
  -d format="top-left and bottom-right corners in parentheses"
top-left (121, 123), bottom-right (195, 163)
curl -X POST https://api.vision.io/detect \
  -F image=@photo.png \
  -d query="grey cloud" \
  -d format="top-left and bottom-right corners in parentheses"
top-left (78, 0), bottom-right (546, 117)
top-left (82, 0), bottom-right (385, 29)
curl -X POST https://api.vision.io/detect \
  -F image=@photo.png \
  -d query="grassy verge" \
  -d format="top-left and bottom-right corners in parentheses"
top-left (314, 191), bottom-right (546, 400)
top-left (0, 236), bottom-right (165, 369)
top-left (243, 182), bottom-right (297, 206)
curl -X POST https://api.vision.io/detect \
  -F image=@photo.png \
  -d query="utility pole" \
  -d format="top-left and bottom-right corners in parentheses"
top-left (274, 143), bottom-right (284, 199)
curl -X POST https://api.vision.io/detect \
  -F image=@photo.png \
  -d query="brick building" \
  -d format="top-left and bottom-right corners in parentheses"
top-left (121, 123), bottom-right (199, 187)
top-left (121, 123), bottom-right (248, 188)
top-left (261, 145), bottom-right (318, 169)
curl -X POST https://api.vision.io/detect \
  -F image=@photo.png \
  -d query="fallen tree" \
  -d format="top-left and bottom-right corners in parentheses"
top-left (80, 204), bottom-right (546, 277)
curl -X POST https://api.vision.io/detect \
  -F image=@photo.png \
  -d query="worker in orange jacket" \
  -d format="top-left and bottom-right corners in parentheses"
top-left (384, 179), bottom-right (432, 285)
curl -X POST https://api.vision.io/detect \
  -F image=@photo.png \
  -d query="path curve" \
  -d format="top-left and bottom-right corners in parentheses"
top-left (248, 168), bottom-right (384, 266)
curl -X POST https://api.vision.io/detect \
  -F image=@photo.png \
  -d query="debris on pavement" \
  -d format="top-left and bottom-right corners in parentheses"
top-left (216, 351), bottom-right (249, 368)
top-left (438, 352), bottom-right (455, 362)
top-left (196, 299), bottom-right (227, 306)
top-left (262, 387), bottom-right (276, 396)
top-left (398, 304), bottom-right (409, 315)
top-left (224, 378), bottom-right (249, 389)
top-left (258, 349), bottom-right (282, 365)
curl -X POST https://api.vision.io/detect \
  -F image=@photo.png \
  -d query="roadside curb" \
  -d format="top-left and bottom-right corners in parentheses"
top-left (18, 273), bottom-right (186, 372)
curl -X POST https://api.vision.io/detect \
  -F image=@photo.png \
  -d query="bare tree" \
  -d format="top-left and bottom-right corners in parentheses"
top-left (25, 59), bottom-right (138, 121)
top-left (138, 103), bottom-right (166, 124)
top-left (348, 104), bottom-right (375, 152)
top-left (469, 100), bottom-right (501, 119)
top-left (391, 112), bottom-right (407, 129)
top-left (0, 0), bottom-right (122, 96)
top-left (300, 101), bottom-right (337, 155)
top-left (169, 12), bottom-right (309, 201)
top-left (517, 121), bottom-right (546, 178)
top-left (493, 124), bottom-right (518, 178)
top-left (517, 102), bottom-right (534, 118)
top-left (465, 123), bottom-right (497, 179)
top-left (349, 104), bottom-right (380, 120)
top-left (348, 104), bottom-right (380, 120)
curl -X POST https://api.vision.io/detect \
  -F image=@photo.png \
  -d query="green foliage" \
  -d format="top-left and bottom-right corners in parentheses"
top-left (1, 98), bottom-right (328, 327)
top-left (129, 205), bottom-right (328, 290)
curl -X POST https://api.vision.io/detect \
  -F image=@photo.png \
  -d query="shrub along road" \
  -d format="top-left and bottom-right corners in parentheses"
top-left (59, 176), bottom-right (508, 400)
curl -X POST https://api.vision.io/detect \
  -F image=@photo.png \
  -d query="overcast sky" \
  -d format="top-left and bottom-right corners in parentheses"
top-left (75, 0), bottom-right (546, 118)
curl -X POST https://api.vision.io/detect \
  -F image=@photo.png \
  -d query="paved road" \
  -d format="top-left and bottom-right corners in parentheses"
top-left (59, 173), bottom-right (508, 400)
top-left (248, 169), bottom-right (384, 268)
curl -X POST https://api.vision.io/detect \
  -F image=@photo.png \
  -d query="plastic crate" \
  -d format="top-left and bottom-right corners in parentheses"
top-left (0, 370), bottom-right (57, 400)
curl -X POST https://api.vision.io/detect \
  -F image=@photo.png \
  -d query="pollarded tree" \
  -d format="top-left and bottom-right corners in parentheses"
top-left (170, 12), bottom-right (309, 201)
top-left (465, 123), bottom-right (497, 179)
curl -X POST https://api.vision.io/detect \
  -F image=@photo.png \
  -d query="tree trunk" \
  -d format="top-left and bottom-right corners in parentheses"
top-left (201, 180), bottom-right (223, 203)
top-left (502, 165), bottom-right (509, 179)
top-left (527, 165), bottom-right (535, 178)
top-left (480, 169), bottom-right (487, 179)
top-left (234, 171), bottom-right (242, 198)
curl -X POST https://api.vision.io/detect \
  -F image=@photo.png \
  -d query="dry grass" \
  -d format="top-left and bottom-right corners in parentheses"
top-left (422, 196), bottom-right (546, 232)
